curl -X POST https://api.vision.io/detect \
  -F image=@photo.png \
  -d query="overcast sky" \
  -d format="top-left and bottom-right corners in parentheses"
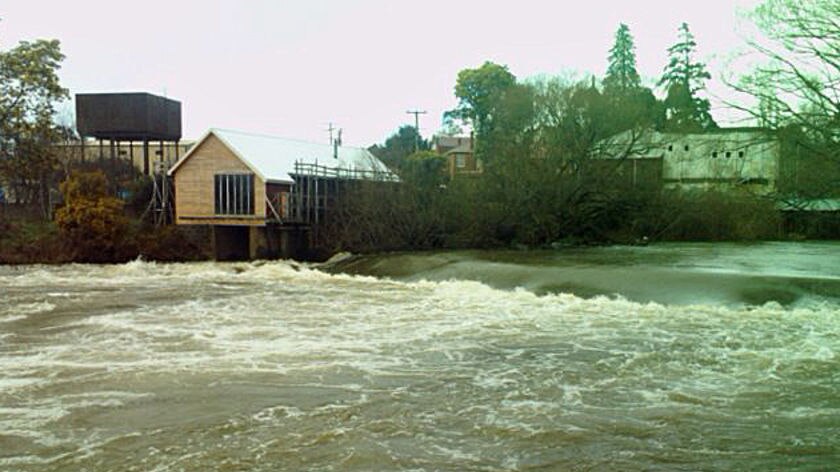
top-left (1, 0), bottom-right (761, 146)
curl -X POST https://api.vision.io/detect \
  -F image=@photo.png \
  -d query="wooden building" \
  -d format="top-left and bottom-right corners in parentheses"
top-left (168, 128), bottom-right (396, 260)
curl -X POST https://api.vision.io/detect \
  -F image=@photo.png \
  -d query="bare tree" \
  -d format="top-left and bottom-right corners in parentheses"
top-left (727, 0), bottom-right (840, 198)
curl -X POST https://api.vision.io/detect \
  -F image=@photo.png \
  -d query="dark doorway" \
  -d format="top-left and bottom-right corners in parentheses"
top-left (213, 226), bottom-right (249, 261)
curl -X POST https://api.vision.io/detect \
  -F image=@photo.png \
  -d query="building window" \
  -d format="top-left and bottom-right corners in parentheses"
top-left (455, 155), bottom-right (466, 168)
top-left (712, 151), bottom-right (718, 158)
top-left (738, 151), bottom-right (745, 158)
top-left (214, 173), bottom-right (255, 215)
top-left (726, 151), bottom-right (732, 158)
top-left (668, 145), bottom-right (673, 152)
top-left (684, 145), bottom-right (689, 151)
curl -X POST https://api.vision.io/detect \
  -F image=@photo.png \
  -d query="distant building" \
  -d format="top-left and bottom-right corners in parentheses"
top-left (168, 128), bottom-right (397, 259)
top-left (433, 135), bottom-right (481, 178)
top-left (596, 128), bottom-right (780, 194)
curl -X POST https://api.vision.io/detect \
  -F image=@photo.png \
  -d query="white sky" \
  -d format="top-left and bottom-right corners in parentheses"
top-left (1, 0), bottom-right (761, 146)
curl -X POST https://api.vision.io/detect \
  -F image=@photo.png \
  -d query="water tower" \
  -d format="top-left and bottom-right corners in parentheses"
top-left (75, 92), bottom-right (182, 175)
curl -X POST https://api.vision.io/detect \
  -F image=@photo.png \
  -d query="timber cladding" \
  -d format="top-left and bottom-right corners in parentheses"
top-left (173, 134), bottom-right (266, 226)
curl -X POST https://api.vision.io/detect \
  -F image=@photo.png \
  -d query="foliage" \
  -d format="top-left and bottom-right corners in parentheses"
top-left (134, 225), bottom-right (211, 262)
top-left (477, 82), bottom-right (536, 164)
top-left (660, 191), bottom-right (781, 241)
top-left (0, 38), bottom-right (69, 215)
top-left (402, 150), bottom-right (447, 187)
top-left (446, 61), bottom-right (517, 158)
top-left (658, 23), bottom-right (716, 131)
top-left (368, 125), bottom-right (429, 171)
top-left (0, 218), bottom-right (66, 264)
top-left (54, 171), bottom-right (131, 262)
top-left (602, 24), bottom-right (664, 133)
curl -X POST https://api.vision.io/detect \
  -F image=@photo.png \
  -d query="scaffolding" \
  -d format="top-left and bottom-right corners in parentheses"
top-left (287, 161), bottom-right (396, 225)
top-left (141, 161), bottom-right (173, 226)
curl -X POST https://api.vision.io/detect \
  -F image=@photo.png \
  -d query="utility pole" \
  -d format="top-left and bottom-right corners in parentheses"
top-left (406, 109), bottom-right (427, 152)
top-left (326, 122), bottom-right (337, 146)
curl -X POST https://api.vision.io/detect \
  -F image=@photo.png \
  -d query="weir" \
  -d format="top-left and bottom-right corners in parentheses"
top-left (2, 247), bottom-right (838, 470)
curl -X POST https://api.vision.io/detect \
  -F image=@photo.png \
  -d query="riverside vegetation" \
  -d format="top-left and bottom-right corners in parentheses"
top-left (325, 3), bottom-right (840, 253)
top-left (2, 0), bottom-right (839, 263)
top-left (0, 170), bottom-right (209, 264)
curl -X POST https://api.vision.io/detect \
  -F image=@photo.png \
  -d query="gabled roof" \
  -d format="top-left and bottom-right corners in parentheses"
top-left (444, 143), bottom-right (474, 156)
top-left (434, 135), bottom-right (473, 153)
top-left (169, 128), bottom-right (397, 184)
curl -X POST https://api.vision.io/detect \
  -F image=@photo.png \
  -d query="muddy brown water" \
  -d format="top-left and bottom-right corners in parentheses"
top-left (1, 242), bottom-right (838, 470)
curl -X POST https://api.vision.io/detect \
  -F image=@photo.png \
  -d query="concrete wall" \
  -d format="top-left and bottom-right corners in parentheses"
top-left (598, 129), bottom-right (781, 194)
top-left (660, 131), bottom-right (779, 193)
top-left (208, 225), bottom-right (310, 261)
top-left (248, 225), bottom-right (309, 260)
top-left (213, 226), bottom-right (250, 261)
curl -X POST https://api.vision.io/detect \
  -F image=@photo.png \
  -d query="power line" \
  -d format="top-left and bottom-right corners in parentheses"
top-left (406, 109), bottom-right (427, 152)
top-left (325, 122), bottom-right (337, 145)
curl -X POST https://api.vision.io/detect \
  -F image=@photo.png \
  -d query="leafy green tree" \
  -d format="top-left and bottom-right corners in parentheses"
top-left (0, 38), bottom-right (69, 214)
top-left (658, 22), bottom-right (716, 131)
top-left (403, 150), bottom-right (446, 188)
top-left (446, 61), bottom-right (517, 158)
top-left (368, 125), bottom-right (429, 171)
top-left (479, 82), bottom-right (536, 162)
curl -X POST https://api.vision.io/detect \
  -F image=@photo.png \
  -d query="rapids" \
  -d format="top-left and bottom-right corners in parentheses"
top-left (1, 242), bottom-right (838, 470)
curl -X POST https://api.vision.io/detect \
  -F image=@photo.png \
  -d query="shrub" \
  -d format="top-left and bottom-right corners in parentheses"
top-left (54, 171), bottom-right (132, 262)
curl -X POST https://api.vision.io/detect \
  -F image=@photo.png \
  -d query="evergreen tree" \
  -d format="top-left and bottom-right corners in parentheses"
top-left (602, 24), bottom-right (663, 132)
top-left (658, 22), bottom-right (716, 131)
top-left (604, 23), bottom-right (642, 93)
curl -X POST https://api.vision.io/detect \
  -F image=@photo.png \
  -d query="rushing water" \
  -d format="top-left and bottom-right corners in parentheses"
top-left (1, 242), bottom-right (838, 470)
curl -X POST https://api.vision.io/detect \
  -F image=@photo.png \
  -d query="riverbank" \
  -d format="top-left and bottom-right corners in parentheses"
top-left (0, 216), bottom-right (211, 264)
top-left (2, 202), bottom-right (839, 265)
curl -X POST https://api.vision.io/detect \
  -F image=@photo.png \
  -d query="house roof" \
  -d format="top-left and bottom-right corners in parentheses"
top-left (434, 135), bottom-right (473, 152)
top-left (444, 143), bottom-right (473, 155)
top-left (169, 128), bottom-right (397, 184)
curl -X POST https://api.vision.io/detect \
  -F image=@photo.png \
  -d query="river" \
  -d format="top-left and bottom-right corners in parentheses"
top-left (1, 242), bottom-right (838, 470)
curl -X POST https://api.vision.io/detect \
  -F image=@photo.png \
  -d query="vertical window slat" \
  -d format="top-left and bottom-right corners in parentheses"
top-left (214, 173), bottom-right (256, 216)
top-left (214, 175), bottom-right (220, 214)
top-left (225, 175), bottom-right (231, 215)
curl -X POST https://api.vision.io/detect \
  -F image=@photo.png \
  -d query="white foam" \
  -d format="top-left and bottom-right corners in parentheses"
top-left (1, 259), bottom-right (839, 468)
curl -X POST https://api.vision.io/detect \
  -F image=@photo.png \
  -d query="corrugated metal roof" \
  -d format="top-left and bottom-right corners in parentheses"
top-left (169, 128), bottom-right (397, 183)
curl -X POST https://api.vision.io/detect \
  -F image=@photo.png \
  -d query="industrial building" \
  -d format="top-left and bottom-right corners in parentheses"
top-left (596, 128), bottom-right (781, 194)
